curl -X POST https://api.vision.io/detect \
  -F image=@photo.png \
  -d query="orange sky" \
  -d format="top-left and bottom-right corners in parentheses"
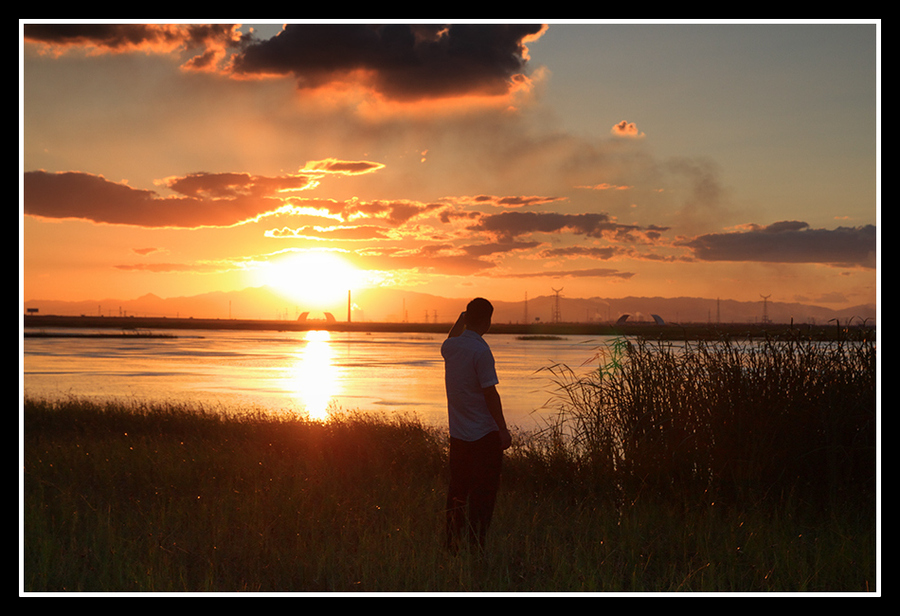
top-left (20, 21), bottom-right (880, 316)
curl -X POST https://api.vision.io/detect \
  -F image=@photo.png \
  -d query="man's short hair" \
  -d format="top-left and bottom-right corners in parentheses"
top-left (465, 297), bottom-right (493, 326)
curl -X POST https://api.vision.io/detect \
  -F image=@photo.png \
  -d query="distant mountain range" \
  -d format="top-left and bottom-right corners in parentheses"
top-left (23, 285), bottom-right (877, 327)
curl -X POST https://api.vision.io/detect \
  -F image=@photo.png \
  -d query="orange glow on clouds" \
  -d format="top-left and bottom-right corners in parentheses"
top-left (611, 120), bottom-right (645, 139)
top-left (21, 23), bottom-right (878, 316)
top-left (300, 158), bottom-right (386, 176)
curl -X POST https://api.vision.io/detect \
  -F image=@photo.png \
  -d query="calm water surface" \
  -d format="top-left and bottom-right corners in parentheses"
top-left (23, 328), bottom-right (614, 431)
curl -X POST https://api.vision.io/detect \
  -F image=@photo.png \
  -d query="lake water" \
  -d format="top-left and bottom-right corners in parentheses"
top-left (23, 328), bottom-right (615, 432)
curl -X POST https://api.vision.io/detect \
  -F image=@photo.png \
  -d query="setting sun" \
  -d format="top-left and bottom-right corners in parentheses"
top-left (257, 250), bottom-right (363, 311)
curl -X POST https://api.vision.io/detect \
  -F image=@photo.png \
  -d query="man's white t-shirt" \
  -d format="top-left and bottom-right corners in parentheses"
top-left (441, 329), bottom-right (500, 442)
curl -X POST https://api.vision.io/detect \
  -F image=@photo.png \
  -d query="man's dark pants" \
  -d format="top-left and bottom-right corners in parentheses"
top-left (445, 430), bottom-right (503, 551)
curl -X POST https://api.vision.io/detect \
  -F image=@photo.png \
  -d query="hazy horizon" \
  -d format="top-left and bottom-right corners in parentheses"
top-left (21, 21), bottom-right (879, 316)
top-left (23, 283), bottom-right (877, 326)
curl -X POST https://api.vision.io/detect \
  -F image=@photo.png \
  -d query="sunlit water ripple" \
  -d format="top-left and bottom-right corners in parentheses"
top-left (23, 328), bottom-right (613, 431)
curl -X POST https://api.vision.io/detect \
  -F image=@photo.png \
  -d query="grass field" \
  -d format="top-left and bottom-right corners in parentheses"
top-left (22, 334), bottom-right (878, 593)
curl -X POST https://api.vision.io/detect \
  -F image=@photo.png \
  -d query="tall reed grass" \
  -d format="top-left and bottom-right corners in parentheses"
top-left (539, 333), bottom-right (877, 511)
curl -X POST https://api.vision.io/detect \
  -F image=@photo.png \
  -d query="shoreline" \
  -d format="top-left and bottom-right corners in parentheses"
top-left (23, 313), bottom-right (875, 341)
top-left (24, 329), bottom-right (177, 339)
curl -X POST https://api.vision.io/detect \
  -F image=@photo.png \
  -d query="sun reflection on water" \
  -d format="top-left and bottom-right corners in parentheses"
top-left (291, 330), bottom-right (338, 420)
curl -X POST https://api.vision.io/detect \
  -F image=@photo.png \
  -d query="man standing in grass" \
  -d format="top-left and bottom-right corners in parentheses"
top-left (441, 297), bottom-right (512, 552)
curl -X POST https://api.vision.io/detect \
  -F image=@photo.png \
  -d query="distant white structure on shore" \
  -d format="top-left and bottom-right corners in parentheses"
top-left (615, 313), bottom-right (667, 325)
top-left (297, 311), bottom-right (337, 323)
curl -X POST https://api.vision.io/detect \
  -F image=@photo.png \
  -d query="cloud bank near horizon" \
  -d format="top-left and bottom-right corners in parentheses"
top-left (24, 165), bottom-right (875, 274)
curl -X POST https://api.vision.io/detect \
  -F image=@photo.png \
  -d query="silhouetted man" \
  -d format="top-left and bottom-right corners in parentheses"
top-left (441, 297), bottom-right (511, 552)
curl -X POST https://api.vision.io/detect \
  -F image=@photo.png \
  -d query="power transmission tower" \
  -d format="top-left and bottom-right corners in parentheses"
top-left (551, 287), bottom-right (563, 323)
top-left (760, 294), bottom-right (771, 324)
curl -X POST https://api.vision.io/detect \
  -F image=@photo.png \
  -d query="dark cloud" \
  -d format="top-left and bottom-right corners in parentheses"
top-left (24, 23), bottom-right (184, 50)
top-left (506, 267), bottom-right (635, 280)
top-left (24, 170), bottom-right (313, 228)
top-left (164, 171), bottom-right (315, 199)
top-left (338, 199), bottom-right (444, 225)
top-left (229, 23), bottom-right (547, 101)
top-left (453, 194), bottom-right (566, 208)
top-left (468, 210), bottom-right (644, 242)
top-left (24, 23), bottom-right (548, 100)
top-left (540, 246), bottom-right (620, 260)
top-left (678, 221), bottom-right (876, 268)
top-left (21, 164), bottom-right (445, 229)
top-left (539, 244), bottom-right (688, 263)
top-left (439, 209), bottom-right (483, 225)
top-left (23, 23), bottom-right (243, 71)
